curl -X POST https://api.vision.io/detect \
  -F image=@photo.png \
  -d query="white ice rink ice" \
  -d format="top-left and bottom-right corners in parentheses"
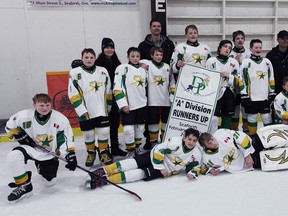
top-left (1, 133), bottom-right (288, 216)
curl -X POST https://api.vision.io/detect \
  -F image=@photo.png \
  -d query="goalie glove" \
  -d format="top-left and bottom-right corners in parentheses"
top-left (65, 152), bottom-right (78, 171)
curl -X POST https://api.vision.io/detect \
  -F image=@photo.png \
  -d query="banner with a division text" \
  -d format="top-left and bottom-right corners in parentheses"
top-left (164, 64), bottom-right (221, 141)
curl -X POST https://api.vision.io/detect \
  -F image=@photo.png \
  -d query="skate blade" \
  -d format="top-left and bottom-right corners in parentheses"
top-left (8, 192), bottom-right (33, 204)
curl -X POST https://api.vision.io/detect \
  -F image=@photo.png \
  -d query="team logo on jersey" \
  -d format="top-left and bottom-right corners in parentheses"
top-left (89, 81), bottom-right (103, 92)
top-left (256, 71), bottom-right (268, 80)
top-left (153, 76), bottom-right (167, 86)
top-left (223, 148), bottom-right (235, 166)
top-left (36, 134), bottom-right (54, 147)
top-left (132, 75), bottom-right (145, 87)
top-left (191, 53), bottom-right (205, 64)
top-left (265, 150), bottom-right (288, 165)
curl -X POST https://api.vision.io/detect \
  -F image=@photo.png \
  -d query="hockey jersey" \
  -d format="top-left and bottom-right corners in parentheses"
top-left (6, 109), bottom-right (75, 160)
top-left (229, 47), bottom-right (251, 65)
top-left (140, 59), bottom-right (175, 106)
top-left (206, 56), bottom-right (239, 99)
top-left (274, 91), bottom-right (288, 120)
top-left (240, 57), bottom-right (275, 101)
top-left (171, 42), bottom-right (211, 73)
top-left (201, 129), bottom-right (255, 174)
top-left (113, 64), bottom-right (147, 111)
top-left (151, 137), bottom-right (202, 177)
top-left (68, 66), bottom-right (112, 119)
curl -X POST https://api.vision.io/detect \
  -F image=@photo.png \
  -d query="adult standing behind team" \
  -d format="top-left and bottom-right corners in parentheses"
top-left (138, 19), bottom-right (175, 149)
top-left (138, 19), bottom-right (175, 65)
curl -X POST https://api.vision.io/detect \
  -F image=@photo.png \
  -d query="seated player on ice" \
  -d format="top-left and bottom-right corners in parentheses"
top-left (85, 128), bottom-right (202, 189)
top-left (5, 93), bottom-right (77, 203)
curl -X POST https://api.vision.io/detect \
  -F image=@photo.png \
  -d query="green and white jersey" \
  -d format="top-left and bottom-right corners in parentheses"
top-left (240, 57), bottom-right (275, 101)
top-left (151, 137), bottom-right (202, 177)
top-left (114, 64), bottom-right (147, 111)
top-left (140, 60), bottom-right (175, 106)
top-left (206, 56), bottom-right (239, 99)
top-left (229, 47), bottom-right (251, 65)
top-left (68, 66), bottom-right (112, 119)
top-left (6, 109), bottom-right (75, 160)
top-left (171, 42), bottom-right (211, 73)
top-left (202, 129), bottom-right (254, 174)
top-left (274, 91), bottom-right (288, 120)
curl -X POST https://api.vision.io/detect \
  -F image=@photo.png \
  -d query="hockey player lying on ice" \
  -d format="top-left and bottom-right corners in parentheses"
top-left (200, 124), bottom-right (288, 175)
top-left (87, 124), bottom-right (288, 188)
top-left (86, 128), bottom-right (203, 189)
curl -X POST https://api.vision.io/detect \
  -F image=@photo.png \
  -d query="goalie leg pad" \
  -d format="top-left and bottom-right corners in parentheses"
top-left (257, 124), bottom-right (288, 149)
top-left (260, 147), bottom-right (288, 171)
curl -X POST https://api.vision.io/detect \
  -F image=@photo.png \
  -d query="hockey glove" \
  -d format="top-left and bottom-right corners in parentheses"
top-left (268, 92), bottom-right (277, 106)
top-left (13, 128), bottom-right (36, 148)
top-left (71, 59), bottom-right (83, 69)
top-left (240, 94), bottom-right (251, 109)
top-left (65, 152), bottom-right (78, 171)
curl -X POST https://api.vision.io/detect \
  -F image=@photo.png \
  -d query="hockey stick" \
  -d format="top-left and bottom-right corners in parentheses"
top-left (30, 142), bottom-right (142, 201)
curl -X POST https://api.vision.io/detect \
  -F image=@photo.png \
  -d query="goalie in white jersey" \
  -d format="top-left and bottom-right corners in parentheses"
top-left (140, 47), bottom-right (176, 149)
top-left (274, 76), bottom-right (288, 124)
top-left (68, 48), bottom-right (113, 166)
top-left (113, 47), bottom-right (147, 154)
top-left (206, 40), bottom-right (239, 133)
top-left (240, 39), bottom-right (276, 135)
top-left (5, 94), bottom-right (77, 202)
top-left (171, 24), bottom-right (211, 79)
top-left (85, 128), bottom-right (202, 189)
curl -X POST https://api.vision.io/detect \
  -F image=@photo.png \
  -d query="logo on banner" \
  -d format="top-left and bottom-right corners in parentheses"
top-left (181, 71), bottom-right (216, 96)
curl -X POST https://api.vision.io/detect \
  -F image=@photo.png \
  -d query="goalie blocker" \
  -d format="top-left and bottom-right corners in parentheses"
top-left (254, 124), bottom-right (288, 171)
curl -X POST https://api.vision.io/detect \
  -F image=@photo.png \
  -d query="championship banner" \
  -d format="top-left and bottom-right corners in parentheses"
top-left (164, 64), bottom-right (221, 141)
top-left (46, 71), bottom-right (80, 128)
top-left (27, 0), bottom-right (139, 7)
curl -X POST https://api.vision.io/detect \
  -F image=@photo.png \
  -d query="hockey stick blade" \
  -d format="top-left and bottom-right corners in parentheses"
top-left (29, 141), bottom-right (142, 201)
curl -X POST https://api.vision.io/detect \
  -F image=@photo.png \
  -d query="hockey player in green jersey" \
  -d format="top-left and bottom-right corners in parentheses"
top-left (86, 128), bottom-right (202, 188)
top-left (68, 48), bottom-right (113, 166)
top-left (5, 94), bottom-right (77, 202)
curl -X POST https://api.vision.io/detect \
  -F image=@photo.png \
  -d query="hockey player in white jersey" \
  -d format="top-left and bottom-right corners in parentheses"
top-left (85, 128), bottom-right (202, 188)
top-left (240, 39), bottom-right (276, 135)
top-left (171, 24), bottom-right (211, 76)
top-left (68, 48), bottom-right (113, 166)
top-left (229, 30), bottom-right (251, 133)
top-left (199, 129), bottom-right (254, 175)
top-left (274, 76), bottom-right (288, 124)
top-left (206, 40), bottom-right (240, 133)
top-left (5, 94), bottom-right (77, 202)
top-left (113, 47), bottom-right (147, 154)
top-left (140, 47), bottom-right (176, 149)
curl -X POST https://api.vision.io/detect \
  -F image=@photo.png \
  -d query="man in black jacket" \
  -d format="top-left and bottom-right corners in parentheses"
top-left (266, 30), bottom-right (288, 94)
top-left (266, 30), bottom-right (288, 124)
top-left (138, 19), bottom-right (174, 65)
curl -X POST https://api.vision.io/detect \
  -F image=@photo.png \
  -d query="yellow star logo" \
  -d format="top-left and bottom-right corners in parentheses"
top-left (89, 81), bottom-right (103, 92)
top-left (153, 76), bottom-right (167, 86)
top-left (192, 54), bottom-right (205, 64)
top-left (132, 75), bottom-right (145, 87)
top-left (36, 135), bottom-right (54, 147)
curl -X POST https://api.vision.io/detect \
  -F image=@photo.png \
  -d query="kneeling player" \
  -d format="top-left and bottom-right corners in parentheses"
top-left (86, 128), bottom-right (202, 189)
top-left (5, 94), bottom-right (77, 202)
